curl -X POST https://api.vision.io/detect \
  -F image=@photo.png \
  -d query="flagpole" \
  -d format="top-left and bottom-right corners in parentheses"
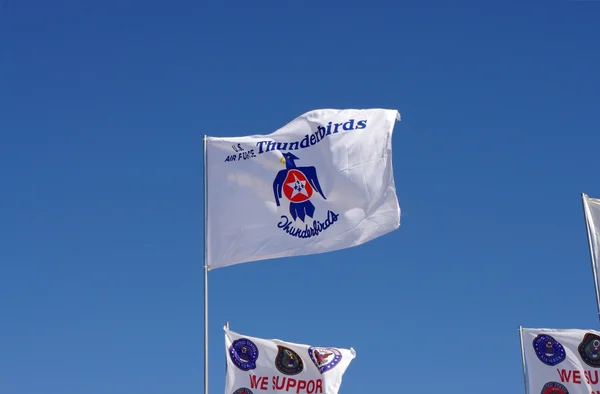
top-left (204, 135), bottom-right (209, 394)
top-left (519, 326), bottom-right (528, 394)
top-left (582, 193), bottom-right (600, 319)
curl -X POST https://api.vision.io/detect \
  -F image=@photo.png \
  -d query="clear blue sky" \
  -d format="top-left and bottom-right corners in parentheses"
top-left (1, 1), bottom-right (600, 393)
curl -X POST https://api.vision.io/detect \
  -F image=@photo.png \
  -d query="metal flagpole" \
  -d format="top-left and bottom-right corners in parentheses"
top-left (519, 326), bottom-right (529, 394)
top-left (204, 135), bottom-right (209, 394)
top-left (582, 193), bottom-right (600, 319)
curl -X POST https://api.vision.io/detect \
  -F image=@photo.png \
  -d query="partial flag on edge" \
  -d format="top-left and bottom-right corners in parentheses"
top-left (582, 193), bottom-right (600, 316)
top-left (206, 108), bottom-right (401, 269)
top-left (520, 327), bottom-right (600, 394)
top-left (225, 325), bottom-right (356, 394)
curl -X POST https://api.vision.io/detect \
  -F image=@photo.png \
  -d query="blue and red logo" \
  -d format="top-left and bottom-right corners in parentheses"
top-left (272, 153), bottom-right (339, 238)
top-left (308, 347), bottom-right (342, 373)
top-left (273, 152), bottom-right (327, 222)
top-left (541, 382), bottom-right (569, 394)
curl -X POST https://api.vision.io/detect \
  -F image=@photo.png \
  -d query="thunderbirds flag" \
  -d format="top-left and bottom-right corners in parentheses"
top-left (582, 194), bottom-right (600, 316)
top-left (521, 327), bottom-right (600, 394)
top-left (205, 108), bottom-right (401, 269)
top-left (224, 326), bottom-right (356, 394)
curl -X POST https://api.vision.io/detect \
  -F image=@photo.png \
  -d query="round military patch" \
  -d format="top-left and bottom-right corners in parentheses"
top-left (229, 338), bottom-right (259, 371)
top-left (541, 382), bottom-right (569, 394)
top-left (579, 333), bottom-right (600, 367)
top-left (533, 334), bottom-right (566, 366)
top-left (275, 345), bottom-right (304, 375)
top-left (233, 388), bottom-right (254, 394)
top-left (308, 347), bottom-right (342, 373)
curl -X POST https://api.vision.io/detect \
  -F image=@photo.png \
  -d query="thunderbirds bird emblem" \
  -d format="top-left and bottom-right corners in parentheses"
top-left (273, 152), bottom-right (327, 222)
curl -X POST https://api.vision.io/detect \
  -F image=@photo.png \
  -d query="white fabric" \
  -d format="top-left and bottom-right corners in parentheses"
top-left (206, 108), bottom-right (401, 269)
top-left (224, 326), bottom-right (355, 394)
top-left (584, 195), bottom-right (600, 301)
top-left (521, 327), bottom-right (600, 394)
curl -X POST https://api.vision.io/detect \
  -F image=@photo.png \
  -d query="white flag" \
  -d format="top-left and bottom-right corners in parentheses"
top-left (583, 194), bottom-right (600, 315)
top-left (521, 327), bottom-right (600, 394)
top-left (206, 108), bottom-right (401, 269)
top-left (224, 326), bottom-right (356, 394)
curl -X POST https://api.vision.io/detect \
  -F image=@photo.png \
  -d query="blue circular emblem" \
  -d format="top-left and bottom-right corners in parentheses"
top-left (579, 333), bottom-right (600, 367)
top-left (308, 347), bottom-right (342, 373)
top-left (229, 338), bottom-right (259, 371)
top-left (533, 334), bottom-right (566, 366)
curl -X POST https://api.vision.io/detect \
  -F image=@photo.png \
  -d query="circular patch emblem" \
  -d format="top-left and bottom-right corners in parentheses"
top-left (308, 347), bottom-right (342, 373)
top-left (283, 169), bottom-right (313, 203)
top-left (579, 333), bottom-right (600, 367)
top-left (541, 382), bottom-right (569, 394)
top-left (275, 345), bottom-right (304, 375)
top-left (229, 338), bottom-right (259, 371)
top-left (233, 388), bottom-right (254, 394)
top-left (533, 334), bottom-right (566, 366)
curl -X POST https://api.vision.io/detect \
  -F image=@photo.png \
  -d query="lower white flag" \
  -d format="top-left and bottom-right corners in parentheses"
top-left (521, 327), bottom-right (600, 394)
top-left (224, 326), bottom-right (356, 394)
